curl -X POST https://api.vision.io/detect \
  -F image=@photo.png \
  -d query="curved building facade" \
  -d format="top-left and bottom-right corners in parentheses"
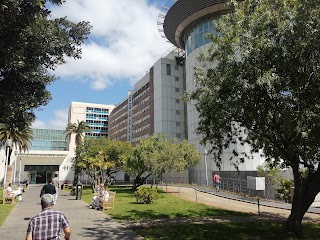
top-left (161, 0), bottom-right (264, 184)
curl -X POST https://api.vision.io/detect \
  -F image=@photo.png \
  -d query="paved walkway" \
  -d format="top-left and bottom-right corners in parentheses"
top-left (194, 185), bottom-right (320, 214)
top-left (160, 185), bottom-right (320, 223)
top-left (0, 185), bottom-right (144, 240)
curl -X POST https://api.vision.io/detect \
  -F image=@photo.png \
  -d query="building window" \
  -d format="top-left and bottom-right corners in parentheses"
top-left (176, 110), bottom-right (180, 115)
top-left (175, 77), bottom-right (179, 81)
top-left (176, 133), bottom-right (181, 138)
top-left (175, 65), bottom-right (179, 70)
top-left (176, 99), bottom-right (180, 104)
top-left (166, 64), bottom-right (171, 75)
top-left (176, 122), bottom-right (180, 127)
top-left (175, 88), bottom-right (179, 93)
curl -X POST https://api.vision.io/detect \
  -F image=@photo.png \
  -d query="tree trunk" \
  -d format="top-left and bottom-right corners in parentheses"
top-left (283, 162), bottom-right (320, 237)
top-left (283, 209), bottom-right (304, 237)
top-left (132, 174), bottom-right (151, 191)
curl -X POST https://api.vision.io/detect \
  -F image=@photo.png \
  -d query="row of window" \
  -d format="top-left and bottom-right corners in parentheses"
top-left (132, 105), bottom-right (150, 118)
top-left (110, 111), bottom-right (126, 123)
top-left (133, 87), bottom-right (150, 102)
top-left (110, 116), bottom-right (127, 129)
top-left (86, 107), bottom-right (109, 114)
top-left (184, 17), bottom-right (217, 56)
top-left (85, 132), bottom-right (108, 137)
top-left (132, 115), bottom-right (150, 126)
top-left (132, 96), bottom-right (150, 110)
top-left (166, 64), bottom-right (180, 76)
top-left (111, 103), bottom-right (128, 116)
top-left (132, 124), bottom-right (150, 134)
top-left (113, 126), bottom-right (127, 136)
top-left (132, 134), bottom-right (150, 143)
top-left (86, 113), bottom-right (108, 118)
top-left (86, 120), bottom-right (108, 126)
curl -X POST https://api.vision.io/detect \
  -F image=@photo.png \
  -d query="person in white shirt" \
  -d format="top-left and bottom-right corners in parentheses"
top-left (91, 183), bottom-right (109, 210)
top-left (52, 174), bottom-right (59, 204)
top-left (7, 183), bottom-right (22, 201)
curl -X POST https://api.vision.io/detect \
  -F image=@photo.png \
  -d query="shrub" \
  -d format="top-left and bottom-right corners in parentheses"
top-left (275, 179), bottom-right (294, 203)
top-left (135, 187), bottom-right (159, 204)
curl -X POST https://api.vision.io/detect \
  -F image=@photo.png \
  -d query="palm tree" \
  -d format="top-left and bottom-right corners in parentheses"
top-left (65, 120), bottom-right (90, 184)
top-left (0, 123), bottom-right (33, 165)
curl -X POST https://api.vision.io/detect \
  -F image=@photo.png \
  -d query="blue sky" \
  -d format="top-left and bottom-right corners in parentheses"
top-left (32, 0), bottom-right (172, 130)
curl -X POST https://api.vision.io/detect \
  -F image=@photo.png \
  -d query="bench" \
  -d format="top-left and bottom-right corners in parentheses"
top-left (100, 191), bottom-right (116, 211)
top-left (3, 191), bottom-right (16, 204)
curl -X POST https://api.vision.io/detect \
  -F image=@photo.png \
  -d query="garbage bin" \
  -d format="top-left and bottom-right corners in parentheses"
top-left (75, 182), bottom-right (82, 200)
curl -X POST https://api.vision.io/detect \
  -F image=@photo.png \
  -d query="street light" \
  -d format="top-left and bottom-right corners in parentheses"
top-left (204, 148), bottom-right (208, 186)
top-left (13, 150), bottom-right (18, 185)
top-left (3, 139), bottom-right (12, 192)
top-left (18, 156), bottom-right (22, 184)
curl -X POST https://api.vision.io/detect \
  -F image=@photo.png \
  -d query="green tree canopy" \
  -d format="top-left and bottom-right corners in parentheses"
top-left (0, 0), bottom-right (91, 126)
top-left (126, 135), bottom-right (201, 190)
top-left (0, 123), bottom-right (33, 165)
top-left (77, 137), bottom-right (132, 192)
top-left (186, 0), bottom-right (320, 236)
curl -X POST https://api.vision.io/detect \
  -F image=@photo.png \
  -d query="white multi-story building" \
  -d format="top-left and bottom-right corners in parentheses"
top-left (160, 0), bottom-right (265, 184)
top-left (67, 102), bottom-right (115, 151)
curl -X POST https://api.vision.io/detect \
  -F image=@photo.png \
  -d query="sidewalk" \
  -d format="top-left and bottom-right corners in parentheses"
top-left (193, 185), bottom-right (320, 214)
top-left (0, 185), bottom-right (144, 240)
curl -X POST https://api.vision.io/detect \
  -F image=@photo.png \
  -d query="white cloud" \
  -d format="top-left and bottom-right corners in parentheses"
top-left (50, 0), bottom-right (172, 90)
top-left (32, 109), bottom-right (68, 130)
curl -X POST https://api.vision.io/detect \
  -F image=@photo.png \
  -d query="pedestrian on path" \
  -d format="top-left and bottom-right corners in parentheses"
top-left (52, 174), bottom-right (60, 204)
top-left (213, 173), bottom-right (221, 192)
top-left (40, 178), bottom-right (56, 200)
top-left (26, 194), bottom-right (71, 240)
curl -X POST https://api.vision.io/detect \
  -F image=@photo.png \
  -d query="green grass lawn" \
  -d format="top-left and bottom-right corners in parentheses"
top-left (79, 185), bottom-right (320, 239)
top-left (0, 188), bottom-right (15, 227)
top-left (81, 186), bottom-right (247, 220)
top-left (135, 222), bottom-right (320, 240)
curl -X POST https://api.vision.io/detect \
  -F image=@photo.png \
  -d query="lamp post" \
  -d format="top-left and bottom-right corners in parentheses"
top-left (19, 156), bottom-right (22, 184)
top-left (3, 139), bottom-right (12, 191)
top-left (13, 150), bottom-right (18, 185)
top-left (204, 149), bottom-right (208, 186)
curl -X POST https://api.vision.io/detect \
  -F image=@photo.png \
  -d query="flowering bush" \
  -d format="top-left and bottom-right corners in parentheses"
top-left (135, 187), bottom-right (159, 204)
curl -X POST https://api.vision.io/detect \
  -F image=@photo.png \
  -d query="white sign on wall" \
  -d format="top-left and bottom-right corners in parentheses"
top-left (247, 176), bottom-right (265, 190)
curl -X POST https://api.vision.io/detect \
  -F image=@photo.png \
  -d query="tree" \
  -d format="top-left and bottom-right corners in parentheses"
top-left (76, 137), bottom-right (132, 192)
top-left (257, 162), bottom-right (282, 199)
top-left (103, 139), bottom-right (133, 180)
top-left (0, 123), bottom-right (33, 165)
top-left (0, 0), bottom-right (91, 125)
top-left (65, 120), bottom-right (90, 184)
top-left (126, 135), bottom-right (201, 190)
top-left (186, 0), bottom-right (320, 236)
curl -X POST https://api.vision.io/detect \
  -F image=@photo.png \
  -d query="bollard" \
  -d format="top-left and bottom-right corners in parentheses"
top-left (195, 189), bottom-right (198, 202)
top-left (75, 181), bottom-right (82, 200)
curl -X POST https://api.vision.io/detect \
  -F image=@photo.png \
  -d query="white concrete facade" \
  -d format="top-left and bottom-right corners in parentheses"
top-left (0, 148), bottom-right (74, 186)
top-left (153, 51), bottom-right (186, 140)
top-left (162, 0), bottom-right (266, 185)
top-left (68, 101), bottom-right (116, 151)
top-left (186, 45), bottom-right (265, 185)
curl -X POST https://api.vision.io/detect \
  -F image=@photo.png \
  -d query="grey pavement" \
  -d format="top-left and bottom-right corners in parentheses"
top-left (0, 185), bottom-right (144, 240)
top-left (193, 185), bottom-right (320, 214)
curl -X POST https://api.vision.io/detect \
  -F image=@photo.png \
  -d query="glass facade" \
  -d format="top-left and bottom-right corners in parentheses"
top-left (31, 129), bottom-right (67, 151)
top-left (85, 107), bottom-right (109, 137)
top-left (184, 17), bottom-right (218, 56)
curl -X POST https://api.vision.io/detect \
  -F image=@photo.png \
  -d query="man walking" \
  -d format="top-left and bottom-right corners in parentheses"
top-left (213, 173), bottom-right (221, 192)
top-left (52, 174), bottom-right (59, 204)
top-left (26, 194), bottom-right (71, 240)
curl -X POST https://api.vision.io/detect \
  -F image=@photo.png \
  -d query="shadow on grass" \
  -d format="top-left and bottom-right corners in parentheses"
top-left (135, 222), bottom-right (320, 240)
